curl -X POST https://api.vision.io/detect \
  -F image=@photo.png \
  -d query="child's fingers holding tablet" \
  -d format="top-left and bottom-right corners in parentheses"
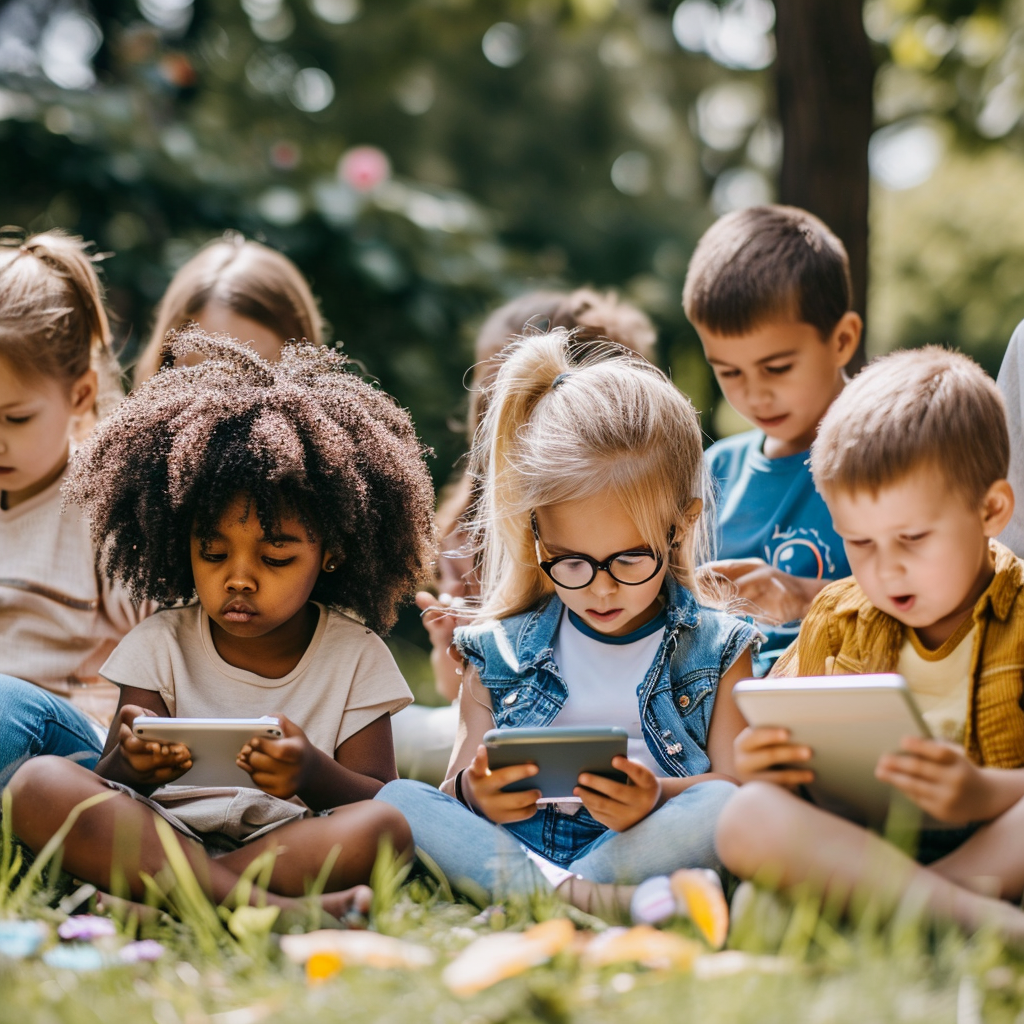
top-left (734, 726), bottom-right (814, 786)
top-left (464, 745), bottom-right (541, 823)
top-left (577, 757), bottom-right (661, 832)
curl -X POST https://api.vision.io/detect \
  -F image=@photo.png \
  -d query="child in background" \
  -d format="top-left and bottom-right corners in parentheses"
top-left (717, 347), bottom-right (1024, 943)
top-left (995, 318), bottom-right (1024, 556)
top-left (8, 330), bottom-right (433, 918)
top-left (685, 206), bottom-right (862, 672)
top-left (0, 231), bottom-right (145, 785)
top-left (133, 232), bottom-right (323, 384)
top-left (378, 331), bottom-right (759, 917)
top-left (397, 289), bottom-right (657, 782)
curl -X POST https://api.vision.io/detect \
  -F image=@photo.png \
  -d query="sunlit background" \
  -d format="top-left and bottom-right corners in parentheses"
top-left (3, 0), bottom-right (1024, 678)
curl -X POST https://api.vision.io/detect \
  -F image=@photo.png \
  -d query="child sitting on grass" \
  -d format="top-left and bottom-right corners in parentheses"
top-left (684, 206), bottom-right (862, 671)
top-left (6, 328), bottom-right (434, 921)
top-left (716, 347), bottom-right (1024, 942)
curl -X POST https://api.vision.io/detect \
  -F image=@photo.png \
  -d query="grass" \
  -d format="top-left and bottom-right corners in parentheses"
top-left (3, 798), bottom-right (1024, 1024)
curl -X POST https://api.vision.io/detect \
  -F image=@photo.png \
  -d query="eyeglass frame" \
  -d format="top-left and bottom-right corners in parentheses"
top-left (530, 512), bottom-right (674, 590)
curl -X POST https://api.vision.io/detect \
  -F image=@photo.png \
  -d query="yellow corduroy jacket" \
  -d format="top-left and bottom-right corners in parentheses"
top-left (773, 541), bottom-right (1024, 768)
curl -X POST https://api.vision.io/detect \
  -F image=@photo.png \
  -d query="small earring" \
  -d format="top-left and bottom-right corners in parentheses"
top-left (324, 561), bottom-right (337, 573)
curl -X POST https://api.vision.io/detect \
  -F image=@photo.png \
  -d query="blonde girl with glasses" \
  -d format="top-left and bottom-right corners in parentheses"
top-left (377, 330), bottom-right (761, 927)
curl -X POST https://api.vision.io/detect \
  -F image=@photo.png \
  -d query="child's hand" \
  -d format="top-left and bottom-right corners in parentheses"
top-left (707, 558), bottom-right (820, 626)
top-left (576, 757), bottom-right (661, 832)
top-left (117, 706), bottom-right (192, 784)
top-left (875, 736), bottom-right (988, 825)
top-left (734, 726), bottom-right (814, 787)
top-left (461, 745), bottom-right (541, 823)
top-left (236, 715), bottom-right (314, 799)
top-left (415, 590), bottom-right (470, 702)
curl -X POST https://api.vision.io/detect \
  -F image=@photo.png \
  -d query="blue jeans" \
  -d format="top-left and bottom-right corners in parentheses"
top-left (376, 778), bottom-right (736, 901)
top-left (0, 675), bottom-right (104, 790)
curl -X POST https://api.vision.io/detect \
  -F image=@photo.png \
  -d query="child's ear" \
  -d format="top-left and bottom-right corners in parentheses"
top-left (981, 480), bottom-right (1015, 537)
top-left (321, 551), bottom-right (341, 573)
top-left (829, 312), bottom-right (862, 370)
top-left (68, 368), bottom-right (98, 417)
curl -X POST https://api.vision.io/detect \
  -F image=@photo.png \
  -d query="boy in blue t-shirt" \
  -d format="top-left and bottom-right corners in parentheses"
top-left (682, 205), bottom-right (862, 670)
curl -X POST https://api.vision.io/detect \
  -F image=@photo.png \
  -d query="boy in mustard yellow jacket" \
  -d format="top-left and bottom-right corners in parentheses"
top-left (716, 346), bottom-right (1024, 943)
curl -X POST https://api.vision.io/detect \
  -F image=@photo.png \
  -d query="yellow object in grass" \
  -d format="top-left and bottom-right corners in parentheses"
top-left (581, 926), bottom-right (703, 970)
top-left (670, 869), bottom-right (730, 949)
top-left (443, 918), bottom-right (576, 997)
top-left (306, 951), bottom-right (344, 984)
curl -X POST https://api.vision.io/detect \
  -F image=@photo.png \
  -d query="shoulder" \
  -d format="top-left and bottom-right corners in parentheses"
top-left (321, 609), bottom-right (398, 663)
top-left (454, 598), bottom-right (559, 675)
top-left (117, 605), bottom-right (199, 643)
top-left (705, 430), bottom-right (761, 473)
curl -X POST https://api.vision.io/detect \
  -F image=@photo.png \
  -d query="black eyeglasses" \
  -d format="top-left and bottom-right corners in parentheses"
top-left (531, 513), bottom-right (670, 590)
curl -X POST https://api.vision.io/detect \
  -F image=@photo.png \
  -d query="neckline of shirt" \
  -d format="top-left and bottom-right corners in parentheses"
top-left (566, 604), bottom-right (668, 645)
top-left (198, 602), bottom-right (328, 686)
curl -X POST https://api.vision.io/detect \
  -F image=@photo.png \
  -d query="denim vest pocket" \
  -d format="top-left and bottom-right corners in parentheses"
top-left (485, 679), bottom-right (564, 729)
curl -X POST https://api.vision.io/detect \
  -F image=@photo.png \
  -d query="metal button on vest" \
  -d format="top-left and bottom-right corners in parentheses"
top-left (677, 694), bottom-right (690, 708)
top-left (503, 691), bottom-right (519, 706)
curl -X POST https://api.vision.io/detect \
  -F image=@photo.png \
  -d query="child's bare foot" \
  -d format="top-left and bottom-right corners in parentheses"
top-left (320, 884), bottom-right (372, 921)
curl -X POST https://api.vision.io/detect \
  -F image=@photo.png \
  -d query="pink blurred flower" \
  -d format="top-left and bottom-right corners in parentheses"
top-left (338, 146), bottom-right (391, 192)
top-left (119, 940), bottom-right (166, 963)
top-left (58, 915), bottom-right (117, 941)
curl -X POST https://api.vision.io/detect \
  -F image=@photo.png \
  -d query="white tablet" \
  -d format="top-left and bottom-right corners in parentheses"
top-left (132, 717), bottom-right (283, 790)
top-left (733, 675), bottom-right (937, 828)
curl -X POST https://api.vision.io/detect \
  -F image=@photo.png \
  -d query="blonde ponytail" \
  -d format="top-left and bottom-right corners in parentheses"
top-left (0, 230), bottom-right (122, 415)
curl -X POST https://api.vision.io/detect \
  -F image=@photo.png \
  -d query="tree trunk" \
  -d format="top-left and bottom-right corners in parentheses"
top-left (774, 0), bottom-right (875, 370)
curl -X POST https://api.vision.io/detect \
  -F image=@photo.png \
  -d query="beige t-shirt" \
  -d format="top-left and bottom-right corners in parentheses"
top-left (0, 469), bottom-right (150, 722)
top-left (99, 604), bottom-right (412, 757)
top-left (896, 618), bottom-right (976, 746)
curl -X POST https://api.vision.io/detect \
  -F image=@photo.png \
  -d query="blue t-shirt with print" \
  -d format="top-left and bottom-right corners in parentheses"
top-left (705, 429), bottom-right (850, 669)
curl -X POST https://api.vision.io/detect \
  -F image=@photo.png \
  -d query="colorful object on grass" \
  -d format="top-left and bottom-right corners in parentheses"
top-left (442, 917), bottom-right (576, 997)
top-left (57, 915), bottom-right (117, 941)
top-left (630, 869), bottom-right (730, 949)
top-left (306, 950), bottom-right (344, 985)
top-left (581, 926), bottom-right (703, 971)
top-left (119, 940), bottom-right (166, 963)
top-left (337, 146), bottom-right (391, 192)
top-left (43, 944), bottom-right (105, 971)
top-left (0, 920), bottom-right (48, 959)
top-left (280, 929), bottom-right (436, 971)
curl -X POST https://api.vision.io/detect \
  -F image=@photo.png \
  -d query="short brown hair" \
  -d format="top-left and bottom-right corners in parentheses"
top-left (683, 205), bottom-right (852, 338)
top-left (811, 346), bottom-right (1008, 504)
top-left (133, 232), bottom-right (323, 384)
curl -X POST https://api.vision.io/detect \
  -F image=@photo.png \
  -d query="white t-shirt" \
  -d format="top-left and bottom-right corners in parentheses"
top-left (100, 603), bottom-right (412, 757)
top-left (0, 468), bottom-right (150, 722)
top-left (551, 606), bottom-right (666, 774)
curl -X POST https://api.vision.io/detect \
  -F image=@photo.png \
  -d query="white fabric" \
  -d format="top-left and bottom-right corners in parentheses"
top-left (0, 469), bottom-right (150, 720)
top-left (551, 608), bottom-right (664, 774)
top-left (100, 603), bottom-right (412, 758)
top-left (997, 319), bottom-right (1024, 556)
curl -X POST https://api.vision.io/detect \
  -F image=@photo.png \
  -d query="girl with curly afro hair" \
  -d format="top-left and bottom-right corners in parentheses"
top-left (8, 326), bottom-right (434, 921)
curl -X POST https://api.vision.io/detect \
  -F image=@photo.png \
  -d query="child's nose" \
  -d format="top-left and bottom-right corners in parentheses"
top-left (225, 562), bottom-right (257, 591)
top-left (589, 569), bottom-right (617, 597)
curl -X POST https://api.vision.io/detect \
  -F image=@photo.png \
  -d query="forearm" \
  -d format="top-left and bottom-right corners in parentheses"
top-left (658, 771), bottom-right (738, 803)
top-left (297, 746), bottom-right (390, 811)
top-left (977, 767), bottom-right (1024, 821)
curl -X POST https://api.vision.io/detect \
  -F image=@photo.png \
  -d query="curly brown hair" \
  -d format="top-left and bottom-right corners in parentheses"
top-left (65, 325), bottom-right (435, 634)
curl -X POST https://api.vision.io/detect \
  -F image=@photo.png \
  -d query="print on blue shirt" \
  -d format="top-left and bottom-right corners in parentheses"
top-left (705, 429), bottom-right (850, 668)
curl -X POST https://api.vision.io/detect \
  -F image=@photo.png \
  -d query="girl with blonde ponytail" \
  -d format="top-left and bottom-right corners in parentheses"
top-left (378, 331), bottom-right (761, 926)
top-left (0, 230), bottom-right (149, 784)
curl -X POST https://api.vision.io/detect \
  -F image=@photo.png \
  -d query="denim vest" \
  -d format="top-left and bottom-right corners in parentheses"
top-left (453, 580), bottom-right (761, 778)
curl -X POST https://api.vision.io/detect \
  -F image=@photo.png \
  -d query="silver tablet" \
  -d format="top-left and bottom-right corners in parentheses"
top-left (733, 675), bottom-right (936, 827)
top-left (132, 717), bottom-right (283, 790)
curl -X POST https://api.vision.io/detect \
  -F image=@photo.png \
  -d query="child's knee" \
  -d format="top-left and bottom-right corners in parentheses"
top-left (373, 801), bottom-right (413, 854)
top-left (715, 782), bottom-right (793, 876)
